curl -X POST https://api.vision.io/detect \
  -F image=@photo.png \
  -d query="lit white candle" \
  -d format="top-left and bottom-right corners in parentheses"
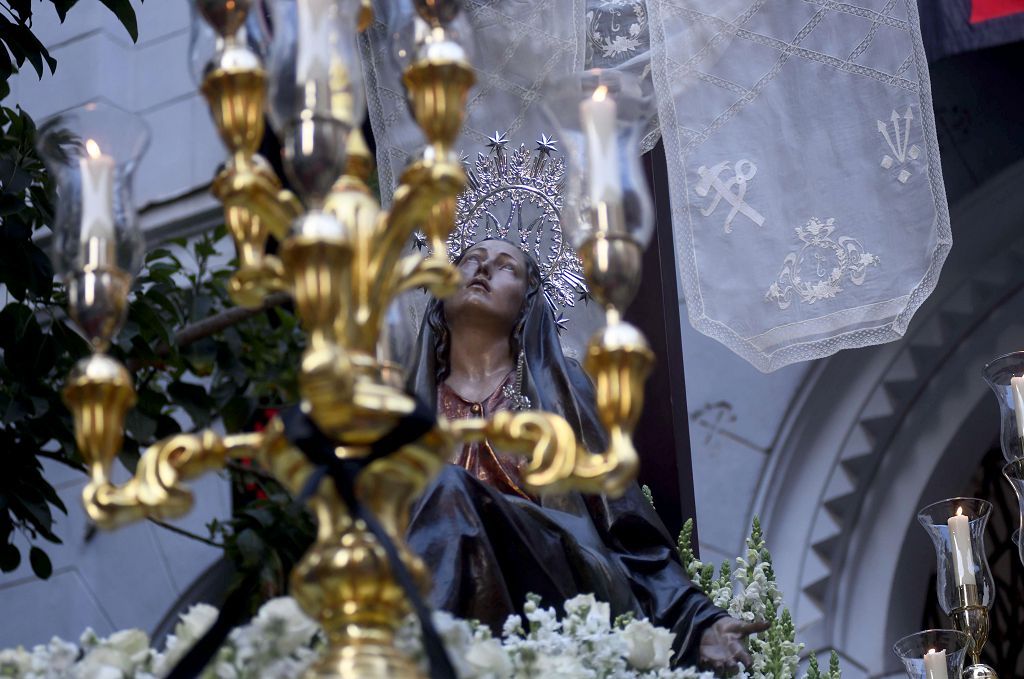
top-left (947, 506), bottom-right (977, 587)
top-left (923, 648), bottom-right (948, 679)
top-left (579, 85), bottom-right (623, 215)
top-left (1011, 376), bottom-right (1024, 439)
top-left (295, 0), bottom-right (332, 84)
top-left (79, 139), bottom-right (116, 268)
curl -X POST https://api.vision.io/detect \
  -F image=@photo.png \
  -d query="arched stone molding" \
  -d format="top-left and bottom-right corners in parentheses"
top-left (752, 158), bottom-right (1024, 677)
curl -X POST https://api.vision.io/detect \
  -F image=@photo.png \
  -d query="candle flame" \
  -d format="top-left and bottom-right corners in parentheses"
top-left (956, 506), bottom-right (965, 517)
top-left (592, 85), bottom-right (608, 103)
top-left (85, 139), bottom-right (102, 159)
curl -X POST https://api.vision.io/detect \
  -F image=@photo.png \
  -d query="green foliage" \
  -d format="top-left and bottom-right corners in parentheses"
top-left (0, 0), bottom-right (149, 579)
top-left (714, 559), bottom-right (731, 593)
top-left (641, 483), bottom-right (655, 509)
top-left (806, 655), bottom-right (820, 679)
top-left (0, 84), bottom-right (307, 583)
top-left (677, 518), bottom-right (699, 583)
top-left (0, 1), bottom-right (140, 85)
top-left (801, 651), bottom-right (842, 679)
top-left (209, 479), bottom-right (315, 607)
top-left (828, 651), bottom-right (841, 679)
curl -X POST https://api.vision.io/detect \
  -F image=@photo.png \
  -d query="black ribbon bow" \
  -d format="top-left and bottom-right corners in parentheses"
top-left (168, 398), bottom-right (456, 679)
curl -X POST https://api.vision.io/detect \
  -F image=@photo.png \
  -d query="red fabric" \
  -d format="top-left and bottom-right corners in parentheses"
top-left (971, 0), bottom-right (1024, 23)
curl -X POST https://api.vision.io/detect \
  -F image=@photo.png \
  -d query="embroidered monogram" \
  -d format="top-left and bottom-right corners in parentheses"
top-left (695, 159), bottom-right (766, 233)
top-left (586, 1), bottom-right (649, 64)
top-left (878, 108), bottom-right (920, 184)
top-left (765, 218), bottom-right (880, 310)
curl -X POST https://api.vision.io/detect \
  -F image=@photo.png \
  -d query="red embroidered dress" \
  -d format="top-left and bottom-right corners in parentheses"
top-left (437, 371), bottom-right (535, 501)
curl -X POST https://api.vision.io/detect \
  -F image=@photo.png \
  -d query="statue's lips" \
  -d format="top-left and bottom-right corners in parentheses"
top-left (468, 278), bottom-right (491, 292)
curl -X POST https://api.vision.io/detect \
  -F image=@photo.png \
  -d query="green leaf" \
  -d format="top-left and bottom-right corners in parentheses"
top-left (97, 0), bottom-right (139, 42)
top-left (51, 0), bottom-right (80, 22)
top-left (0, 302), bottom-right (34, 349)
top-left (167, 381), bottom-right (213, 428)
top-left (125, 410), bottom-right (157, 444)
top-left (235, 528), bottom-right (264, 568)
top-left (0, 543), bottom-right (19, 572)
top-left (29, 546), bottom-right (52, 579)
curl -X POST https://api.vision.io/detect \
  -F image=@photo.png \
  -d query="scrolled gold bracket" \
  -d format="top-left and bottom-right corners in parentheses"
top-left (83, 430), bottom-right (264, 530)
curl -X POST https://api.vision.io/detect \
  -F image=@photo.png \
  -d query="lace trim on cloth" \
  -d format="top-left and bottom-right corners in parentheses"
top-left (648, 0), bottom-right (951, 372)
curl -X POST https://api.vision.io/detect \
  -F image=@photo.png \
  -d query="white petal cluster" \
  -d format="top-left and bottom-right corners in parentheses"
top-left (0, 575), bottom-right (821, 679)
top-left (393, 593), bottom-right (714, 679)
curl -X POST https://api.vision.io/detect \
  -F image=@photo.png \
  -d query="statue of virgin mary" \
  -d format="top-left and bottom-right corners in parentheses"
top-left (403, 238), bottom-right (766, 673)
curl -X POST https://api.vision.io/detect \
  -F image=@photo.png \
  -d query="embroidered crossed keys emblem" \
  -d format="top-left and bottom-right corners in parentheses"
top-left (695, 159), bottom-right (766, 234)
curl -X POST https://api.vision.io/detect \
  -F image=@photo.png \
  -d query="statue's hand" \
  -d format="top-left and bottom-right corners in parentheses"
top-left (699, 617), bottom-right (771, 675)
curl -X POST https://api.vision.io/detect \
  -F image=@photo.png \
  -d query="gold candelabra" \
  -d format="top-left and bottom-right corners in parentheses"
top-left (55, 1), bottom-right (654, 677)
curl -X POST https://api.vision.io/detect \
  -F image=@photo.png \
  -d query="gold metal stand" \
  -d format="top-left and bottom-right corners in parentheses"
top-left (954, 584), bottom-right (998, 679)
top-left (60, 2), bottom-right (657, 676)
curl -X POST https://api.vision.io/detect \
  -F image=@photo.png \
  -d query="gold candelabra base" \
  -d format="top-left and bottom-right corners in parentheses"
top-left (953, 585), bottom-right (998, 679)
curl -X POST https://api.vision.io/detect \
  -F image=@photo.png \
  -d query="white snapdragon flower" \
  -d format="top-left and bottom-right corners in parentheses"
top-left (620, 619), bottom-right (674, 671)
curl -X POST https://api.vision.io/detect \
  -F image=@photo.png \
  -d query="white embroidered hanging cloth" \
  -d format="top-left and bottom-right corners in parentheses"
top-left (647, 0), bottom-right (950, 371)
top-left (362, 0), bottom-right (951, 372)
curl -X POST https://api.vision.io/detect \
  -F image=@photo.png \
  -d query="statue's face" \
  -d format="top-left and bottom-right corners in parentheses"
top-left (445, 241), bottom-right (528, 332)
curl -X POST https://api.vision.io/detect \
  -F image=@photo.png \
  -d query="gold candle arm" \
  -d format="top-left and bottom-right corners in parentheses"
top-left (81, 430), bottom-right (264, 530)
top-left (200, 38), bottom-right (301, 310)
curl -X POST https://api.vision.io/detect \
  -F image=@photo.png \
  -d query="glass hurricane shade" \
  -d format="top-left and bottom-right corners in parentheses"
top-left (982, 351), bottom-right (1024, 462)
top-left (36, 101), bottom-right (149, 350)
top-left (1003, 459), bottom-right (1024, 568)
top-left (188, 0), bottom-right (266, 86)
top-left (265, 0), bottom-right (366, 206)
top-left (384, 0), bottom-right (475, 72)
top-left (542, 69), bottom-right (655, 251)
top-left (917, 498), bottom-right (996, 614)
top-left (892, 629), bottom-right (972, 679)
top-left (36, 101), bottom-right (149, 279)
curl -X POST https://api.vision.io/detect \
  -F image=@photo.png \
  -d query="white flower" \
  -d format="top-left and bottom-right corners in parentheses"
top-left (621, 619), bottom-right (674, 671)
top-left (254, 597), bottom-right (318, 652)
top-left (106, 629), bottom-right (150, 663)
top-left (178, 603), bottom-right (219, 641)
top-left (562, 593), bottom-right (611, 636)
top-left (0, 647), bottom-right (31, 674)
top-left (157, 603), bottom-right (219, 673)
top-left (532, 654), bottom-right (591, 679)
top-left (32, 637), bottom-right (78, 674)
top-left (465, 638), bottom-right (512, 678)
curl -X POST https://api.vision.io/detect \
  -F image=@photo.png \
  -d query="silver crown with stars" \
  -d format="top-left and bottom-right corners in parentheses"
top-left (447, 131), bottom-right (589, 315)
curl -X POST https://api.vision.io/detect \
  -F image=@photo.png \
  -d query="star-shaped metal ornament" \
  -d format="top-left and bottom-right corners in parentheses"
top-left (535, 134), bottom-right (558, 156)
top-left (412, 230), bottom-right (428, 252)
top-left (486, 130), bottom-right (509, 152)
top-left (554, 312), bottom-right (570, 334)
